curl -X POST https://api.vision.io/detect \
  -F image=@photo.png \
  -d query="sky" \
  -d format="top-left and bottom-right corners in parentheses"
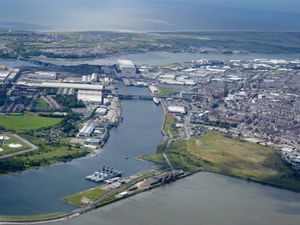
top-left (0, 0), bottom-right (300, 31)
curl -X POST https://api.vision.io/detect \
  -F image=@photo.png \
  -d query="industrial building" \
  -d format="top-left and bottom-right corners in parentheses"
top-left (149, 85), bottom-right (159, 94)
top-left (17, 81), bottom-right (104, 91)
top-left (82, 73), bottom-right (98, 83)
top-left (0, 64), bottom-right (7, 71)
top-left (27, 71), bottom-right (57, 80)
top-left (168, 106), bottom-right (186, 114)
top-left (0, 67), bottom-right (20, 83)
top-left (117, 60), bottom-right (139, 78)
top-left (85, 138), bottom-right (101, 145)
top-left (95, 106), bottom-right (108, 116)
top-left (180, 91), bottom-right (206, 101)
top-left (77, 90), bottom-right (102, 103)
top-left (78, 123), bottom-right (96, 137)
top-left (0, 70), bottom-right (10, 82)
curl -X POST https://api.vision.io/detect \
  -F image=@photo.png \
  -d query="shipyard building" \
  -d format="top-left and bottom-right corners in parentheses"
top-left (77, 90), bottom-right (103, 103)
top-left (117, 60), bottom-right (139, 78)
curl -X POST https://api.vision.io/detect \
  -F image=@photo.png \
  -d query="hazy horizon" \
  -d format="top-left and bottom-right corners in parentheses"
top-left (1, 0), bottom-right (300, 32)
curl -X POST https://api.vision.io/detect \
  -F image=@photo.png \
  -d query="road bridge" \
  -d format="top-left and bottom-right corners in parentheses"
top-left (118, 94), bottom-right (153, 100)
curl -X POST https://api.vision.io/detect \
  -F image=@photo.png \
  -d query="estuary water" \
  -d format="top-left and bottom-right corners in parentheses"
top-left (0, 0), bottom-right (300, 31)
top-left (50, 172), bottom-right (300, 225)
top-left (34, 52), bottom-right (300, 66)
top-left (0, 87), bottom-right (164, 216)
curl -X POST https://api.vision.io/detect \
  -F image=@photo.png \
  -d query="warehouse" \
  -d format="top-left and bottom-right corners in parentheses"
top-left (117, 60), bottom-right (139, 78)
top-left (78, 123), bottom-right (96, 137)
top-left (168, 106), bottom-right (186, 114)
top-left (180, 91), bottom-right (206, 101)
top-left (17, 81), bottom-right (104, 91)
top-left (77, 90), bottom-right (103, 103)
top-left (95, 107), bottom-right (108, 116)
top-left (27, 71), bottom-right (57, 80)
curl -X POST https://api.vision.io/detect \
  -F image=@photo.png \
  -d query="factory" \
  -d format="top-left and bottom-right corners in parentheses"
top-left (78, 123), bottom-right (96, 137)
top-left (17, 81), bottom-right (104, 91)
top-left (0, 70), bottom-right (10, 82)
top-left (26, 71), bottom-right (58, 80)
top-left (77, 90), bottom-right (103, 103)
top-left (117, 60), bottom-right (139, 78)
top-left (82, 73), bottom-right (98, 83)
top-left (180, 91), bottom-right (206, 101)
top-left (95, 106), bottom-right (108, 116)
top-left (0, 65), bottom-right (19, 83)
top-left (168, 106), bottom-right (186, 114)
top-left (0, 64), bottom-right (7, 71)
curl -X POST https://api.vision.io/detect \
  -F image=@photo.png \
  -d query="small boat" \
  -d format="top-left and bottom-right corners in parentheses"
top-left (125, 156), bottom-right (129, 160)
top-left (153, 97), bottom-right (160, 105)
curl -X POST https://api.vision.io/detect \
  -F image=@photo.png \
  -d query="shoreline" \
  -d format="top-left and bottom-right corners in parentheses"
top-left (2, 167), bottom-right (300, 224)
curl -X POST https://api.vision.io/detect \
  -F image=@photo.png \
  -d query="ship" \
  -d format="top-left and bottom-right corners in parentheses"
top-left (86, 165), bottom-right (122, 183)
top-left (153, 97), bottom-right (160, 105)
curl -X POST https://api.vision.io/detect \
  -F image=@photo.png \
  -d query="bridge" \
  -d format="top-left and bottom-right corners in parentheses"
top-left (118, 94), bottom-right (153, 100)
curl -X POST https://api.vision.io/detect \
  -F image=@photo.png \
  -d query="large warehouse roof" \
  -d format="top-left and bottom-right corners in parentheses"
top-left (17, 81), bottom-right (104, 91)
top-left (77, 90), bottom-right (102, 103)
top-left (117, 60), bottom-right (135, 69)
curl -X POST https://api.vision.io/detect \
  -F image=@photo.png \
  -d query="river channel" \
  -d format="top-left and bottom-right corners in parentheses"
top-left (0, 86), bottom-right (164, 216)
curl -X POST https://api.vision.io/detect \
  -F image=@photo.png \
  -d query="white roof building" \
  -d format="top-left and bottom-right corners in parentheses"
top-left (168, 106), bottom-right (186, 114)
top-left (95, 107), bottom-right (108, 116)
top-left (17, 81), bottom-right (104, 91)
top-left (117, 60), bottom-right (139, 78)
top-left (27, 71), bottom-right (57, 80)
top-left (77, 90), bottom-right (102, 103)
top-left (78, 123), bottom-right (95, 137)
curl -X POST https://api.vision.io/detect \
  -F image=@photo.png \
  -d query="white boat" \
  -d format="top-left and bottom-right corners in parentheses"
top-left (153, 97), bottom-right (160, 105)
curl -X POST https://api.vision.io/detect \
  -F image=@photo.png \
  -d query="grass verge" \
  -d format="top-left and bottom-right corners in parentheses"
top-left (64, 188), bottom-right (108, 207)
top-left (163, 114), bottom-right (179, 138)
top-left (0, 212), bottom-right (65, 220)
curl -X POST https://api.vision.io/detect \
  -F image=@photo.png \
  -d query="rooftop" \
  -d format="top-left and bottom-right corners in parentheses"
top-left (117, 60), bottom-right (135, 68)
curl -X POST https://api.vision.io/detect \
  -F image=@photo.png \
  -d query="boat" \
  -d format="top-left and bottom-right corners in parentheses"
top-left (86, 166), bottom-right (122, 183)
top-left (153, 97), bottom-right (160, 105)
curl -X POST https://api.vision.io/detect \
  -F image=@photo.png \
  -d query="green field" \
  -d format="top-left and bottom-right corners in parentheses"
top-left (35, 98), bottom-right (49, 108)
top-left (0, 138), bottom-right (89, 175)
top-left (0, 134), bottom-right (30, 156)
top-left (157, 87), bottom-right (178, 97)
top-left (64, 187), bottom-right (108, 207)
top-left (142, 131), bottom-right (300, 192)
top-left (163, 115), bottom-right (180, 138)
top-left (0, 114), bottom-right (62, 131)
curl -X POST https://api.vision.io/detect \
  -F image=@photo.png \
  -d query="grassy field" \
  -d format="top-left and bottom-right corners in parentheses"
top-left (0, 139), bottom-right (89, 175)
top-left (64, 187), bottom-right (108, 207)
top-left (0, 114), bottom-right (62, 131)
top-left (0, 134), bottom-right (30, 156)
top-left (163, 115), bottom-right (179, 138)
top-left (157, 87), bottom-right (178, 97)
top-left (35, 98), bottom-right (49, 108)
top-left (142, 131), bottom-right (300, 192)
